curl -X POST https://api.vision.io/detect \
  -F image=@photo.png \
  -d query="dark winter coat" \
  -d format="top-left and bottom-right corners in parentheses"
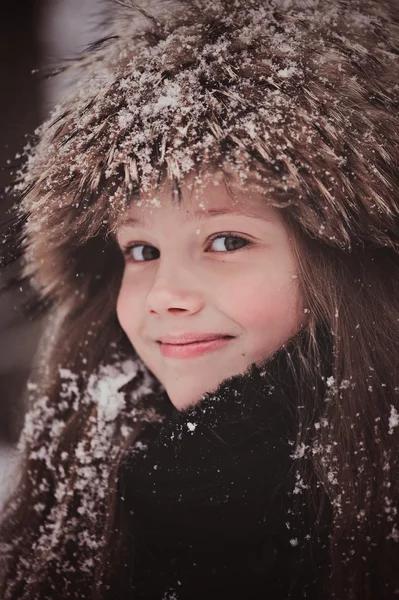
top-left (116, 337), bottom-right (334, 600)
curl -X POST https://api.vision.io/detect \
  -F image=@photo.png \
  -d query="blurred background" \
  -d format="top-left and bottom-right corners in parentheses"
top-left (0, 0), bottom-right (106, 507)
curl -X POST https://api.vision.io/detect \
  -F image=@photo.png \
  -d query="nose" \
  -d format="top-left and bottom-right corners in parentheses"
top-left (146, 261), bottom-right (205, 316)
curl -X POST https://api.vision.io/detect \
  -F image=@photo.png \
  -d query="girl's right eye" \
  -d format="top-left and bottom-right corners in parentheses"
top-left (122, 243), bottom-right (159, 263)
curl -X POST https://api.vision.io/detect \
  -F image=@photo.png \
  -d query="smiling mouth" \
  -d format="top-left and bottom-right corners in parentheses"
top-left (158, 336), bottom-right (235, 358)
top-left (160, 336), bottom-right (234, 346)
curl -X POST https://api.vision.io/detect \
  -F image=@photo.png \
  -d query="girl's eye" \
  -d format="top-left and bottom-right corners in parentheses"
top-left (121, 234), bottom-right (252, 263)
top-left (208, 233), bottom-right (251, 253)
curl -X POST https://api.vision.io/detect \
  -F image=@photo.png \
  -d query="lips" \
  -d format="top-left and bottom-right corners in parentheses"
top-left (158, 336), bottom-right (235, 359)
top-left (157, 333), bottom-right (234, 345)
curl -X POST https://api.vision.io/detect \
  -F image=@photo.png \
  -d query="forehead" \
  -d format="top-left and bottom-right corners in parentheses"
top-left (117, 172), bottom-right (280, 228)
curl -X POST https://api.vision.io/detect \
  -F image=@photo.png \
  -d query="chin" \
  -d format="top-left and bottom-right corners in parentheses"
top-left (165, 391), bottom-right (199, 411)
top-left (166, 384), bottom-right (207, 411)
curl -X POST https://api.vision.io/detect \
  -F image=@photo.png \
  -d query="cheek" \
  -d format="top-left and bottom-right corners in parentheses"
top-left (224, 272), bottom-right (303, 332)
top-left (116, 279), bottom-right (137, 336)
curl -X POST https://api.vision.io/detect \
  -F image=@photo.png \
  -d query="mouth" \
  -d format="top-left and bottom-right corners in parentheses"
top-left (158, 336), bottom-right (235, 359)
top-left (158, 336), bottom-right (234, 346)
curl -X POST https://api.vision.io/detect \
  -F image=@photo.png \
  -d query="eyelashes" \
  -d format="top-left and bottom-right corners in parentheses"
top-left (121, 232), bottom-right (253, 263)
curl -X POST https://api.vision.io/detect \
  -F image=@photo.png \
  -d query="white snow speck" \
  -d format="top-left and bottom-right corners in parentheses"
top-left (326, 376), bottom-right (335, 388)
top-left (388, 405), bottom-right (399, 435)
top-left (277, 66), bottom-right (297, 78)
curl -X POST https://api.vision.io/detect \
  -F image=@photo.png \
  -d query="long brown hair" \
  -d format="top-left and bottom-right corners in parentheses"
top-left (1, 0), bottom-right (399, 598)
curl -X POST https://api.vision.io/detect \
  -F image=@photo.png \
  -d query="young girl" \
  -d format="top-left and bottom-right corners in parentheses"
top-left (1, 0), bottom-right (398, 598)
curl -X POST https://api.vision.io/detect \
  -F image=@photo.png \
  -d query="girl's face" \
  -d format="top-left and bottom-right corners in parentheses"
top-left (115, 175), bottom-right (306, 410)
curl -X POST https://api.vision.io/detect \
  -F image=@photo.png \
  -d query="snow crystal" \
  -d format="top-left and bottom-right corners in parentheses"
top-left (326, 376), bottom-right (335, 388)
top-left (243, 119), bottom-right (257, 139)
top-left (86, 360), bottom-right (139, 422)
top-left (327, 470), bottom-right (338, 485)
top-left (59, 368), bottom-right (78, 381)
top-left (388, 405), bottom-right (399, 435)
top-left (187, 422), bottom-right (197, 432)
top-left (387, 525), bottom-right (399, 543)
top-left (121, 424), bottom-right (130, 438)
top-left (293, 472), bottom-right (309, 494)
top-left (153, 82), bottom-right (182, 112)
top-left (277, 65), bottom-right (298, 78)
top-left (290, 442), bottom-right (309, 459)
top-left (133, 440), bottom-right (148, 452)
top-left (339, 379), bottom-right (353, 390)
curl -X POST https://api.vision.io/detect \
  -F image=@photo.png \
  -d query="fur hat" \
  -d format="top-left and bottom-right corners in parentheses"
top-left (8, 0), bottom-right (399, 304)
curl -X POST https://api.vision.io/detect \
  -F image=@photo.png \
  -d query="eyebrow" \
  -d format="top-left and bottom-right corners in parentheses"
top-left (119, 208), bottom-right (270, 228)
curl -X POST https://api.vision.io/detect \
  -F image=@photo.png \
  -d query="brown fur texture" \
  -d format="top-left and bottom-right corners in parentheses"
top-left (16, 0), bottom-right (399, 301)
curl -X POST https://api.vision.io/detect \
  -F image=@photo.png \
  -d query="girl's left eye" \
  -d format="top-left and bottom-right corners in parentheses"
top-left (121, 233), bottom-right (252, 263)
top-left (207, 233), bottom-right (252, 253)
